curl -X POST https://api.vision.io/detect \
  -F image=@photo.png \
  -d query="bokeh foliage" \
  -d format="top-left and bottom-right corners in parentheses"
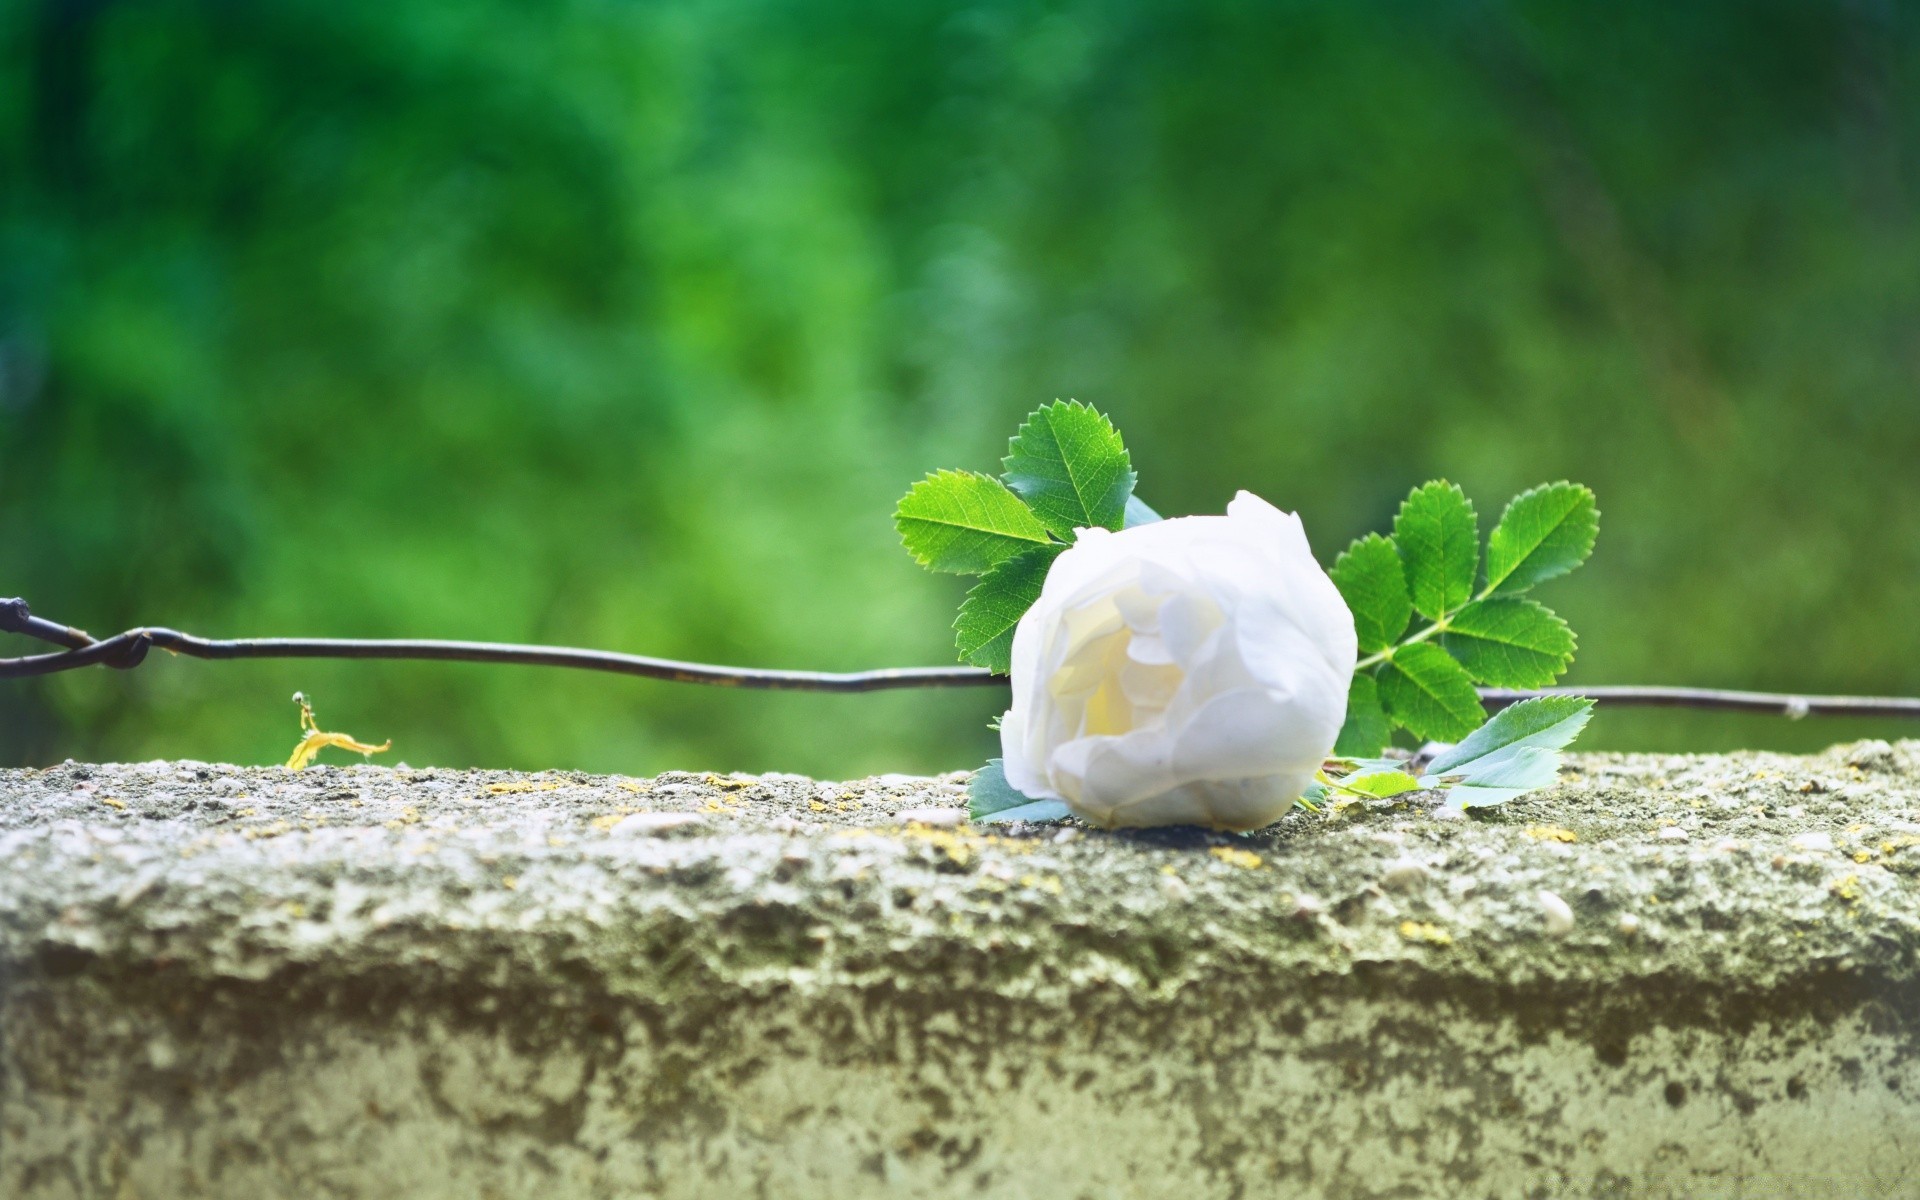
top-left (3, 0), bottom-right (1917, 774)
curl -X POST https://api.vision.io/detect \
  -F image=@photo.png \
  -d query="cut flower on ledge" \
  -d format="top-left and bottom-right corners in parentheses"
top-left (998, 491), bottom-right (1356, 831)
top-left (897, 402), bottom-right (1598, 830)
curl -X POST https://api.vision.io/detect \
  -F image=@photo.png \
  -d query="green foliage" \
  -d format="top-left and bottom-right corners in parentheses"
top-left (1330, 534), bottom-right (1411, 654)
top-left (1323, 697), bottom-right (1591, 813)
top-left (1442, 598), bottom-right (1576, 688)
top-left (969, 759), bottom-right (1071, 824)
top-left (955, 545), bottom-right (1062, 672)
top-left (1001, 401), bottom-right (1136, 538)
top-left (1426, 695), bottom-right (1595, 778)
top-left (1422, 697), bottom-right (1595, 808)
top-left (1393, 482), bottom-right (1478, 620)
top-left (1334, 674), bottom-right (1392, 758)
top-left (1334, 480), bottom-right (1595, 756)
top-left (1123, 496), bottom-right (1164, 528)
top-left (1377, 643), bottom-right (1486, 742)
top-left (1439, 747), bottom-right (1565, 808)
top-left (1338, 768), bottom-right (1423, 798)
top-left (1484, 484), bottom-right (1599, 596)
top-left (895, 470), bottom-right (1053, 574)
top-left (902, 403), bottom-right (1141, 680)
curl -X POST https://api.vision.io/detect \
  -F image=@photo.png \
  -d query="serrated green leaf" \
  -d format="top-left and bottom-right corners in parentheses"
top-left (895, 469), bottom-right (1053, 574)
top-left (1378, 643), bottom-right (1485, 742)
top-left (983, 798), bottom-right (1074, 823)
top-left (1484, 482), bottom-right (1598, 595)
top-left (1441, 598), bottom-right (1576, 687)
top-left (1329, 534), bottom-right (1411, 654)
top-left (1425, 695), bottom-right (1594, 778)
top-left (969, 759), bottom-right (1071, 824)
top-left (1393, 481), bottom-right (1479, 620)
top-left (1002, 401), bottom-right (1135, 536)
top-left (1337, 756), bottom-right (1412, 774)
top-left (1341, 769), bottom-right (1423, 798)
top-left (1334, 673), bottom-right (1393, 757)
top-left (1123, 494), bottom-right (1163, 527)
top-left (1432, 746), bottom-right (1566, 808)
top-left (955, 544), bottom-right (1063, 672)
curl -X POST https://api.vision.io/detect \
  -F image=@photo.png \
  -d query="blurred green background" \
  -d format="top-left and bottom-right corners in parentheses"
top-left (3, 0), bottom-right (1917, 776)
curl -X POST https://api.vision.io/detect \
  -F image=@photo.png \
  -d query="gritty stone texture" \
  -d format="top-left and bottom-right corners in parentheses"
top-left (4, 742), bottom-right (1920, 1198)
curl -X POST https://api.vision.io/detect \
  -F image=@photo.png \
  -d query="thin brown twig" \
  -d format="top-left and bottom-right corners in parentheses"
top-left (4, 598), bottom-right (1919, 716)
top-left (0, 598), bottom-right (991, 692)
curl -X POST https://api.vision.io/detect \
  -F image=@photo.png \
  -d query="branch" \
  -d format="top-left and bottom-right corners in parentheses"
top-left (0, 599), bottom-right (986, 693)
top-left (5, 598), bottom-right (1920, 716)
top-left (1477, 686), bottom-right (1920, 719)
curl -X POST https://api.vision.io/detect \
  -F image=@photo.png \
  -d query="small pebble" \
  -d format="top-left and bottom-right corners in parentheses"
top-left (1051, 828), bottom-right (1080, 845)
top-left (1539, 890), bottom-right (1575, 937)
top-left (1618, 912), bottom-right (1641, 937)
top-left (895, 806), bottom-right (966, 828)
top-left (1657, 827), bottom-right (1689, 842)
top-left (610, 813), bottom-right (706, 836)
top-left (1847, 740), bottom-right (1896, 771)
top-left (1788, 831), bottom-right (1835, 852)
top-left (1428, 805), bottom-right (1465, 822)
top-left (1159, 873), bottom-right (1192, 901)
top-left (1380, 858), bottom-right (1430, 892)
top-left (1291, 893), bottom-right (1325, 919)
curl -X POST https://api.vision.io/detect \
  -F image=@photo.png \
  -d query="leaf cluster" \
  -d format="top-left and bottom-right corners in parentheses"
top-left (1315, 695), bottom-right (1594, 812)
top-left (895, 401), bottom-right (1157, 673)
top-left (1330, 481), bottom-right (1597, 756)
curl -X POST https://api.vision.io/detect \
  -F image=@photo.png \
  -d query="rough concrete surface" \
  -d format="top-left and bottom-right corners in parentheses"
top-left (4, 741), bottom-right (1920, 1198)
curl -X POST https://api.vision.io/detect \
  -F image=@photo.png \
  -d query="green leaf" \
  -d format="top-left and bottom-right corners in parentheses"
top-left (1002, 401), bottom-right (1135, 537)
top-left (1437, 747), bottom-right (1565, 808)
top-left (1484, 482), bottom-right (1598, 595)
top-left (1441, 598), bottom-right (1576, 687)
top-left (1378, 643), bottom-right (1485, 742)
top-left (1329, 534), bottom-right (1411, 654)
top-left (1424, 695), bottom-right (1593, 778)
top-left (1123, 494), bottom-right (1163, 527)
top-left (1341, 769), bottom-right (1423, 798)
top-left (970, 759), bottom-right (1071, 824)
top-left (1336, 756), bottom-right (1412, 774)
top-left (955, 545), bottom-right (1063, 672)
top-left (1393, 481), bottom-right (1479, 620)
top-left (1334, 673), bottom-right (1393, 757)
top-left (895, 469), bottom-right (1053, 574)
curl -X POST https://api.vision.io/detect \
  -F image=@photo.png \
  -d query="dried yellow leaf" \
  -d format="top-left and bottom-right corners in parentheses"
top-left (286, 693), bottom-right (390, 770)
top-left (1399, 920), bottom-right (1454, 947)
top-left (1209, 845), bottom-right (1263, 870)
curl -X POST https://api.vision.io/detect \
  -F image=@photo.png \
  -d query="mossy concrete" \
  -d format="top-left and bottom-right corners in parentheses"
top-left (4, 742), bottom-right (1920, 1198)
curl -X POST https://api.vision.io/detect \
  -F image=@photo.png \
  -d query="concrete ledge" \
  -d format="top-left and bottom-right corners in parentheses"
top-left (4, 742), bottom-right (1920, 1198)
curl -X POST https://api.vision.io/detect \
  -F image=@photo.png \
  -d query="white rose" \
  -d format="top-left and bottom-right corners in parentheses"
top-left (998, 491), bottom-right (1357, 831)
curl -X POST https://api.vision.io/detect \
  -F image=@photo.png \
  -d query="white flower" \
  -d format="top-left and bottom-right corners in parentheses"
top-left (998, 491), bottom-right (1357, 831)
